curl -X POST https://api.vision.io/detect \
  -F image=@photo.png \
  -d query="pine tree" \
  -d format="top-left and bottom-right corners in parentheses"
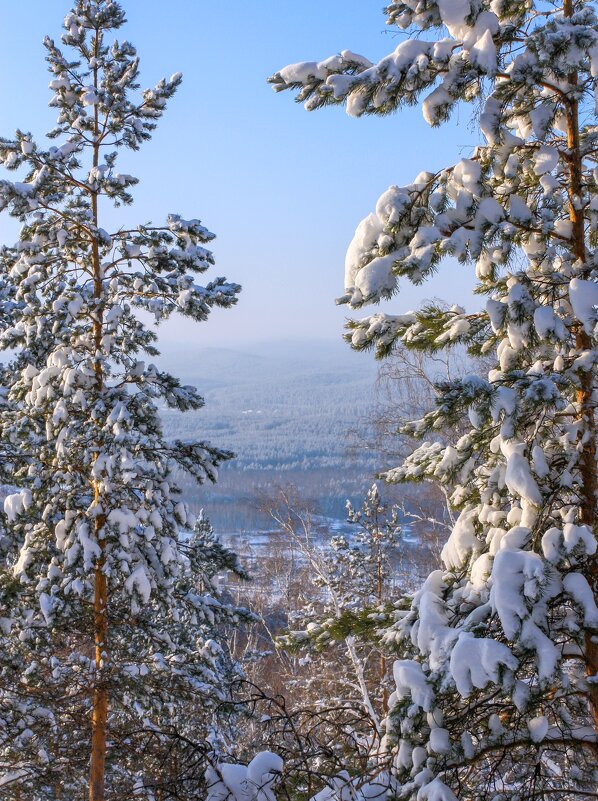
top-left (0, 2), bottom-right (241, 799)
top-left (271, 2), bottom-right (598, 798)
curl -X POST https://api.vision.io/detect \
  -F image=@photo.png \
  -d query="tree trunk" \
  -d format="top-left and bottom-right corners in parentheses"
top-left (89, 27), bottom-right (109, 801)
top-left (90, 531), bottom-right (108, 801)
top-left (564, 0), bottom-right (598, 732)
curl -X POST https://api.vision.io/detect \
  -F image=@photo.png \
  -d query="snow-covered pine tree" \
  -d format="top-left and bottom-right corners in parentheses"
top-left (271, 2), bottom-right (598, 799)
top-left (0, 2), bottom-right (241, 799)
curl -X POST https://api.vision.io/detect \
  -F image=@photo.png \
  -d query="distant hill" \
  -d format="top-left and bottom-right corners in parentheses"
top-left (159, 340), bottom-right (380, 471)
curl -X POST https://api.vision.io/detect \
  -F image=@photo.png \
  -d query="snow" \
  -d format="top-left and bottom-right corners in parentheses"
top-left (49, 77), bottom-right (70, 90)
top-left (345, 214), bottom-right (383, 291)
top-left (279, 61), bottom-right (327, 84)
top-left (528, 716), bottom-right (548, 743)
top-left (477, 197), bottom-right (504, 224)
top-left (353, 253), bottom-right (398, 304)
top-left (393, 660), bottom-right (433, 711)
top-left (573, 349), bottom-right (597, 372)
top-left (480, 95), bottom-right (501, 144)
top-left (311, 772), bottom-right (395, 801)
top-left (77, 522), bottom-right (101, 570)
top-left (491, 385), bottom-right (517, 422)
top-left (541, 527), bottom-right (562, 563)
top-left (533, 146), bottom-right (558, 175)
top-left (530, 104), bottom-right (554, 139)
top-left (0, 770), bottom-right (28, 789)
top-left (107, 507), bottom-right (139, 533)
top-left (520, 619), bottom-right (559, 681)
top-left (428, 727), bottom-right (450, 754)
top-left (562, 523), bottom-right (596, 556)
top-left (490, 549), bottom-right (545, 638)
top-left (423, 85), bottom-right (451, 126)
top-left (206, 763), bottom-right (251, 801)
top-left (247, 752), bottom-right (284, 801)
top-left (125, 566), bottom-right (152, 603)
top-left (450, 633), bottom-right (517, 696)
top-left (486, 299), bottom-right (506, 331)
top-left (4, 489), bottom-right (32, 522)
top-left (569, 277), bottom-right (598, 334)
top-left (415, 778), bottom-right (458, 801)
top-left (469, 553), bottom-right (493, 587)
top-left (509, 195), bottom-right (533, 223)
top-left (206, 753), bottom-right (283, 801)
top-left (441, 508), bottom-right (478, 569)
top-left (502, 441), bottom-right (542, 506)
top-left (39, 593), bottom-right (54, 625)
top-left (409, 571), bottom-right (455, 670)
top-left (470, 29), bottom-right (497, 73)
top-left (563, 573), bottom-right (598, 627)
top-left (81, 86), bottom-right (99, 106)
top-left (533, 306), bottom-right (566, 340)
top-left (436, 0), bottom-right (471, 40)
top-left (453, 159), bottom-right (482, 195)
top-left (531, 446), bottom-right (549, 479)
top-left (343, 184), bottom-right (416, 304)
top-left (488, 714), bottom-right (504, 737)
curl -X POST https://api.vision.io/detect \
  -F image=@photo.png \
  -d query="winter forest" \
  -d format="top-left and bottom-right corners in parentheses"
top-left (0, 1), bottom-right (597, 800)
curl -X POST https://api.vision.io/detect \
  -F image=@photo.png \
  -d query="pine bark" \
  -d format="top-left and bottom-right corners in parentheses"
top-left (563, 0), bottom-right (598, 732)
top-left (89, 518), bottom-right (108, 801)
top-left (89, 26), bottom-right (109, 801)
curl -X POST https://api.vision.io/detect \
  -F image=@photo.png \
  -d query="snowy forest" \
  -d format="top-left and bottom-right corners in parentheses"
top-left (0, 1), bottom-right (597, 800)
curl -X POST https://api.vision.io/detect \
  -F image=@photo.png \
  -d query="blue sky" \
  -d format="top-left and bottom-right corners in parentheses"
top-left (0, 1), bottom-right (479, 350)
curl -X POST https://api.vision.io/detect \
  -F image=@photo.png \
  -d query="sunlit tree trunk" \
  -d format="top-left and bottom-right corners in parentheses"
top-left (563, 0), bottom-right (598, 733)
top-left (89, 26), bottom-right (108, 801)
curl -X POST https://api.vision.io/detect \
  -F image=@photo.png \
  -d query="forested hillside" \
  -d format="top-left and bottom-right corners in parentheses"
top-left (160, 341), bottom-right (379, 471)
